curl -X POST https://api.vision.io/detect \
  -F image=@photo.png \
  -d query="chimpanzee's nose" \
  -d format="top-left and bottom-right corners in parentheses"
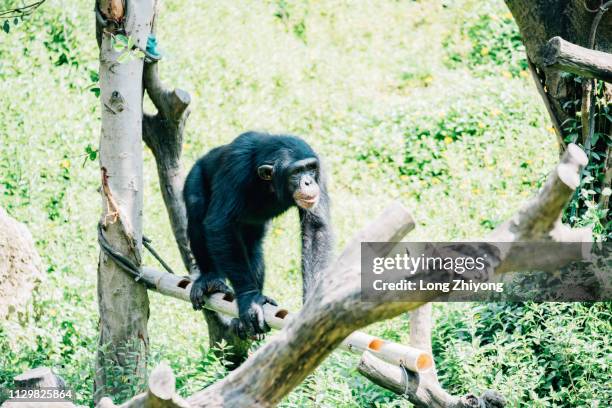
top-left (304, 178), bottom-right (311, 186)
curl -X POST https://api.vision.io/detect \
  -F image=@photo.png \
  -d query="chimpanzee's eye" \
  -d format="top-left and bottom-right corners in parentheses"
top-left (306, 162), bottom-right (318, 172)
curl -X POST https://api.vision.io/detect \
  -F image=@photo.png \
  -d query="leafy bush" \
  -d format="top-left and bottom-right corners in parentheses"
top-left (433, 303), bottom-right (612, 407)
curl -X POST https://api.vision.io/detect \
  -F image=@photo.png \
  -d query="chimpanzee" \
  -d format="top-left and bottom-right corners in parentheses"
top-left (183, 131), bottom-right (333, 338)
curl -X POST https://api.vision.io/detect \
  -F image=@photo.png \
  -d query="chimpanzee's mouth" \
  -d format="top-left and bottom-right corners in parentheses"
top-left (297, 195), bottom-right (319, 209)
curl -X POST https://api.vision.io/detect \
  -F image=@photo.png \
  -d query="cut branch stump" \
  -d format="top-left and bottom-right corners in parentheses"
top-left (542, 36), bottom-right (612, 83)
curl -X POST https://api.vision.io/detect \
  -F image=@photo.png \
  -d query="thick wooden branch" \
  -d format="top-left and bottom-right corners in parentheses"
top-left (144, 64), bottom-right (190, 122)
top-left (142, 61), bottom-right (194, 275)
top-left (542, 37), bottom-right (612, 83)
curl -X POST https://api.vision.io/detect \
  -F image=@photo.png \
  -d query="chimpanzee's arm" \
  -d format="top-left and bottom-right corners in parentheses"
top-left (299, 188), bottom-right (334, 300)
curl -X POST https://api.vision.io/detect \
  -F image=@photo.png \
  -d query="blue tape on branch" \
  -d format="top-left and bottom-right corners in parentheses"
top-left (145, 34), bottom-right (162, 61)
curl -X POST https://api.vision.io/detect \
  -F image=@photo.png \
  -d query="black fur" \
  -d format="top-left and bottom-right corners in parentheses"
top-left (184, 131), bottom-right (333, 338)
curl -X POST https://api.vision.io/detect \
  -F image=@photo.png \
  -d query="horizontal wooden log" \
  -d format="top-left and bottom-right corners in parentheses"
top-left (542, 36), bottom-right (612, 82)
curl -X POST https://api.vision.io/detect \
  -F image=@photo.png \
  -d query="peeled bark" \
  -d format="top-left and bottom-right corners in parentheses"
top-left (94, 0), bottom-right (155, 403)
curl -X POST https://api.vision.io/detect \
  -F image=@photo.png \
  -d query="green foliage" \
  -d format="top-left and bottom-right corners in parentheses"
top-left (0, 0), bottom-right (608, 407)
top-left (432, 303), bottom-right (612, 407)
top-left (272, 0), bottom-right (309, 43)
top-left (442, 1), bottom-right (527, 77)
top-left (560, 77), bottom-right (612, 240)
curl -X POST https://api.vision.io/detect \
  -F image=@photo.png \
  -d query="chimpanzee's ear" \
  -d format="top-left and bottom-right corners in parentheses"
top-left (257, 164), bottom-right (274, 181)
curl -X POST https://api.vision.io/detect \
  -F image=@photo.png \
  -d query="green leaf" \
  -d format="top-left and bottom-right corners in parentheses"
top-left (85, 145), bottom-right (98, 161)
top-left (116, 34), bottom-right (129, 45)
top-left (89, 70), bottom-right (99, 83)
top-left (112, 34), bottom-right (129, 52)
top-left (3, 21), bottom-right (10, 34)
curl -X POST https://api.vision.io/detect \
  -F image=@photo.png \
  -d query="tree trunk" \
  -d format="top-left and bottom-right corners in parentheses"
top-left (94, 0), bottom-right (155, 403)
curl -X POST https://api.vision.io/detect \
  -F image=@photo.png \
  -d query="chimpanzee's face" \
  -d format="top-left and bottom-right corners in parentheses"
top-left (287, 158), bottom-right (320, 209)
top-left (257, 157), bottom-right (320, 210)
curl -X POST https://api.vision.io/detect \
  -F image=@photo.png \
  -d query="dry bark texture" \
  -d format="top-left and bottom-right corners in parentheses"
top-left (0, 207), bottom-right (43, 320)
top-left (542, 36), bottom-right (612, 82)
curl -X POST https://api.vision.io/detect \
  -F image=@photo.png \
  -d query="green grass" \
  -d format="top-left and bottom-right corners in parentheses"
top-left (0, 1), bottom-right (609, 407)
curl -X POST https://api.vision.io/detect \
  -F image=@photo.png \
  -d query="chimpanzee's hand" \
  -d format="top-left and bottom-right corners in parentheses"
top-left (190, 275), bottom-right (233, 311)
top-left (235, 291), bottom-right (277, 339)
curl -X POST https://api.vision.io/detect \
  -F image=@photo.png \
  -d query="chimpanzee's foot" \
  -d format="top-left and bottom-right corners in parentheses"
top-left (190, 276), bottom-right (233, 310)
